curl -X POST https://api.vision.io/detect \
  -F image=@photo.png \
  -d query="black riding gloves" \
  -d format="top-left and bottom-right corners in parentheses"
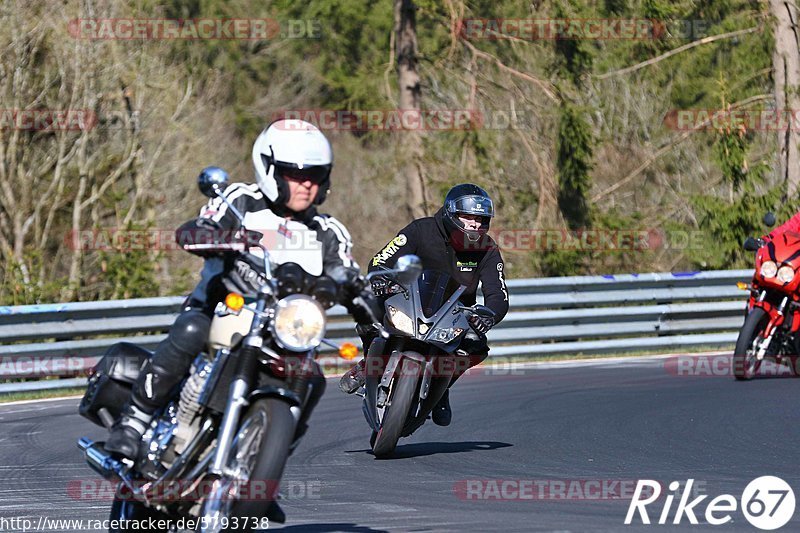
top-left (468, 314), bottom-right (494, 334)
top-left (370, 276), bottom-right (389, 297)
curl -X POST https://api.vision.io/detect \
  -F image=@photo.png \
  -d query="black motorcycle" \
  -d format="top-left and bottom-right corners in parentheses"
top-left (77, 167), bottom-right (363, 531)
top-left (361, 266), bottom-right (496, 458)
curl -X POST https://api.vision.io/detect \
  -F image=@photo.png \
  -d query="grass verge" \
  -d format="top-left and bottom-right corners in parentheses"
top-left (0, 387), bottom-right (85, 404)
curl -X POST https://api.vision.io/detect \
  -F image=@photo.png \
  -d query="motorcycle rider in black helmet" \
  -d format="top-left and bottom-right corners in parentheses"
top-left (339, 184), bottom-right (509, 426)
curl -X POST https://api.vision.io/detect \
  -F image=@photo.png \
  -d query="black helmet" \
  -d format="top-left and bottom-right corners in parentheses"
top-left (442, 183), bottom-right (494, 242)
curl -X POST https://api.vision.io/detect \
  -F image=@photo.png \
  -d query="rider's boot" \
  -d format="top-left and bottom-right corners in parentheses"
top-left (104, 401), bottom-right (154, 459)
top-left (338, 358), bottom-right (366, 394)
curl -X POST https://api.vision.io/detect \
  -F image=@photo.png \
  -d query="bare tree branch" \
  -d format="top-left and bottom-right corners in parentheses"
top-left (460, 38), bottom-right (558, 102)
top-left (124, 80), bottom-right (193, 226)
top-left (592, 94), bottom-right (772, 202)
top-left (594, 26), bottom-right (761, 80)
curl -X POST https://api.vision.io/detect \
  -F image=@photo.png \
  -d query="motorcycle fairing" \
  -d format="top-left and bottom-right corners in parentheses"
top-left (383, 270), bottom-right (471, 352)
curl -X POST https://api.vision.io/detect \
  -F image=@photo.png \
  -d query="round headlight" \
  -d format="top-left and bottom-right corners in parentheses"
top-left (760, 261), bottom-right (778, 278)
top-left (271, 295), bottom-right (326, 351)
top-left (778, 265), bottom-right (795, 284)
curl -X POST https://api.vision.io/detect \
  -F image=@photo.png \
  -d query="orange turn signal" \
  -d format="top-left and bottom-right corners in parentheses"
top-left (225, 292), bottom-right (245, 312)
top-left (736, 282), bottom-right (748, 290)
top-left (339, 342), bottom-right (359, 360)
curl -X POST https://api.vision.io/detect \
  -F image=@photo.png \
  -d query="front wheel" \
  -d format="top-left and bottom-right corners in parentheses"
top-left (733, 307), bottom-right (769, 381)
top-left (200, 398), bottom-right (295, 532)
top-left (372, 358), bottom-right (420, 459)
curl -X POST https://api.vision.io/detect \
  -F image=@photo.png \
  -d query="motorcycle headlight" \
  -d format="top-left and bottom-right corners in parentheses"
top-left (760, 261), bottom-right (778, 278)
top-left (387, 305), bottom-right (414, 335)
top-left (271, 295), bottom-right (326, 351)
top-left (778, 265), bottom-right (795, 284)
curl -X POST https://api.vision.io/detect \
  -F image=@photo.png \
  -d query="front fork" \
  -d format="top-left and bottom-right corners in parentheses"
top-left (753, 295), bottom-right (789, 361)
top-left (209, 281), bottom-right (273, 476)
top-left (209, 339), bottom-right (261, 476)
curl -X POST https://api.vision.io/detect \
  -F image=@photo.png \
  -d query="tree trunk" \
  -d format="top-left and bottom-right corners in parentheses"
top-left (395, 0), bottom-right (427, 219)
top-left (771, 0), bottom-right (800, 197)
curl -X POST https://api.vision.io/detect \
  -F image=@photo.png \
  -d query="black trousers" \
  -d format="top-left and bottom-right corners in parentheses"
top-left (131, 306), bottom-right (211, 412)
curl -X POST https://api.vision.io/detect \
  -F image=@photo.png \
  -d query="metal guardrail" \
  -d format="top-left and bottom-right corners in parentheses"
top-left (0, 269), bottom-right (752, 394)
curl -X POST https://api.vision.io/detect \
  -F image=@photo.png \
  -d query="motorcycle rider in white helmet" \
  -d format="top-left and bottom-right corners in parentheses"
top-left (104, 120), bottom-right (380, 483)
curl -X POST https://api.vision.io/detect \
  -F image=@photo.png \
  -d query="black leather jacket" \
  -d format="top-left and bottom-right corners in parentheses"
top-left (367, 208), bottom-right (509, 324)
top-left (175, 182), bottom-right (376, 322)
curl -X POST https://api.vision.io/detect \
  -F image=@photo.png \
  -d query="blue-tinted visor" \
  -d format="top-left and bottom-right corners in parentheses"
top-left (447, 195), bottom-right (494, 218)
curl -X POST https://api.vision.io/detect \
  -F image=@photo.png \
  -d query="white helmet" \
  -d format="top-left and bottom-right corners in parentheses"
top-left (252, 119), bottom-right (333, 206)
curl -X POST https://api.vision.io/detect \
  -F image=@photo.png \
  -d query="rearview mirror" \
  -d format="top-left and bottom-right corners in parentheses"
top-left (395, 255), bottom-right (423, 285)
top-left (198, 166), bottom-right (230, 198)
top-left (743, 237), bottom-right (760, 252)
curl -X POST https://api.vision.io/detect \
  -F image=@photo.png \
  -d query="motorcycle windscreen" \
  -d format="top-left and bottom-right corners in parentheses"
top-left (417, 270), bottom-right (462, 318)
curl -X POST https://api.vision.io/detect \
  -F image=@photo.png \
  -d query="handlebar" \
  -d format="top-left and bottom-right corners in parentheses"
top-left (181, 242), bottom-right (248, 253)
top-left (454, 303), bottom-right (497, 320)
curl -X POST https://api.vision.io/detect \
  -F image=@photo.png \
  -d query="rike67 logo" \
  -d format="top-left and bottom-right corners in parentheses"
top-left (625, 477), bottom-right (796, 530)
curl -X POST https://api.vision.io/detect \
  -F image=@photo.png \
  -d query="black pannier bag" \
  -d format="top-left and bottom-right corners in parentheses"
top-left (79, 342), bottom-right (151, 427)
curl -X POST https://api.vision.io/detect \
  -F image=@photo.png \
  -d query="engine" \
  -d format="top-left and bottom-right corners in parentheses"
top-left (140, 355), bottom-right (215, 473)
top-left (173, 356), bottom-right (215, 453)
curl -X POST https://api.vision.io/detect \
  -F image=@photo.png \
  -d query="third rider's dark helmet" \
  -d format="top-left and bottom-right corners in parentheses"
top-left (442, 183), bottom-right (494, 242)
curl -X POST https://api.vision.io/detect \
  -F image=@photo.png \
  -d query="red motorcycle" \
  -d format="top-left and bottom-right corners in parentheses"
top-left (736, 216), bottom-right (800, 379)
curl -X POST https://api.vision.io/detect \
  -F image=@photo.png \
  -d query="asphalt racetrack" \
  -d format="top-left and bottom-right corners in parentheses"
top-left (1, 355), bottom-right (799, 532)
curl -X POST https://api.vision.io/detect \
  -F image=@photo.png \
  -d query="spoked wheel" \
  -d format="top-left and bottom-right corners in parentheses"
top-left (200, 398), bottom-right (294, 532)
top-left (733, 307), bottom-right (770, 381)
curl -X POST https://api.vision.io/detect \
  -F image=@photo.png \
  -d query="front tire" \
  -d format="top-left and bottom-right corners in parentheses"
top-left (372, 358), bottom-right (420, 459)
top-left (733, 307), bottom-right (769, 380)
top-left (201, 398), bottom-right (295, 532)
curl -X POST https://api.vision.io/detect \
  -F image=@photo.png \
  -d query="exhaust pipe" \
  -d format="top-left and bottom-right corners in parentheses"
top-left (77, 437), bottom-right (130, 482)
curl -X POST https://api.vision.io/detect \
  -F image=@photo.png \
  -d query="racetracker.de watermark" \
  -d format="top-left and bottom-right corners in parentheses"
top-left (664, 354), bottom-right (800, 378)
top-left (664, 109), bottom-right (800, 132)
top-left (460, 228), bottom-right (705, 252)
top-left (272, 108), bottom-right (541, 131)
top-left (0, 109), bottom-right (97, 131)
top-left (64, 228), bottom-right (322, 252)
top-left (67, 18), bottom-right (321, 40)
top-left (272, 109), bottom-right (480, 131)
top-left (455, 18), bottom-right (713, 41)
top-left (454, 479), bottom-right (661, 501)
top-left (27, 354), bottom-right (528, 381)
top-left (67, 478), bottom-right (322, 502)
top-left (64, 227), bottom-right (705, 254)
top-left (321, 356), bottom-right (526, 378)
top-left (0, 355), bottom-right (97, 379)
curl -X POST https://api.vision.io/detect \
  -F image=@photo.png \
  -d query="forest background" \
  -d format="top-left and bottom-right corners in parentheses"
top-left (1, 0), bottom-right (796, 304)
